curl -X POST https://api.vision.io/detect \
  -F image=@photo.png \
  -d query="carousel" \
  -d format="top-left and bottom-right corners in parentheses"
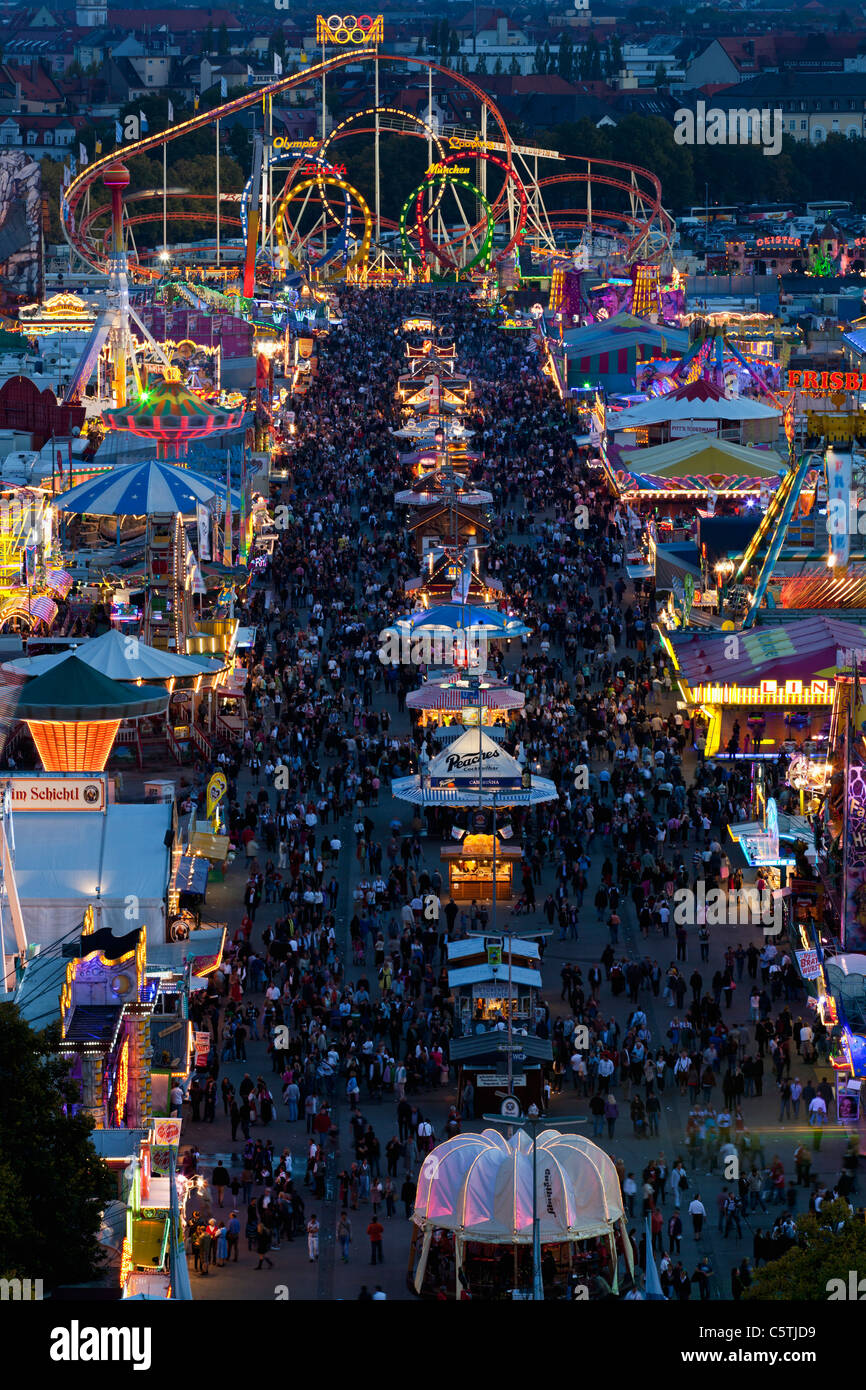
top-left (410, 1128), bottom-right (630, 1299)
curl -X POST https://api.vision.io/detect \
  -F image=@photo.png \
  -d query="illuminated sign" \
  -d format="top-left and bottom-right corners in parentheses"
top-left (272, 137), bottom-right (319, 151)
top-left (755, 236), bottom-right (800, 249)
top-left (429, 164), bottom-right (470, 174)
top-left (299, 161), bottom-right (347, 176)
top-left (6, 775), bottom-right (106, 811)
top-left (115, 1036), bottom-right (129, 1126)
top-left (787, 370), bottom-right (866, 392)
top-left (689, 679), bottom-right (832, 705)
top-left (315, 12), bottom-right (383, 43)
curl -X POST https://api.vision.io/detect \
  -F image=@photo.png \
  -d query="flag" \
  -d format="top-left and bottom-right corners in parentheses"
top-left (220, 76), bottom-right (227, 99)
top-left (115, 119), bottom-right (123, 143)
top-left (79, 142), bottom-right (88, 166)
top-left (62, 163), bottom-right (71, 188)
top-left (69, 155), bottom-right (76, 178)
top-left (273, 52), bottom-right (283, 75)
top-left (139, 110), bottom-right (149, 133)
top-left (167, 97), bottom-right (174, 124)
top-left (222, 455), bottom-right (232, 566)
top-left (194, 93), bottom-right (200, 111)
top-left (644, 1218), bottom-right (666, 1299)
top-left (95, 137), bottom-right (102, 154)
top-left (498, 822), bottom-right (513, 840)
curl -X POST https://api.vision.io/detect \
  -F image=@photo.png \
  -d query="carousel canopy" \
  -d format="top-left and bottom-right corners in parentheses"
top-left (53, 460), bottom-right (242, 517)
top-left (3, 627), bottom-right (224, 682)
top-left (11, 654), bottom-right (169, 720)
top-left (413, 1128), bottom-right (626, 1244)
top-left (396, 605), bottom-right (530, 639)
top-left (102, 378), bottom-right (247, 442)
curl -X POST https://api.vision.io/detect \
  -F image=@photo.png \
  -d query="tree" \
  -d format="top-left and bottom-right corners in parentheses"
top-left (558, 31), bottom-right (575, 84)
top-left (494, 55), bottom-right (503, 75)
top-left (0, 1008), bottom-right (115, 1288)
top-left (744, 1201), bottom-right (864, 1300)
top-left (608, 34), bottom-right (623, 77)
top-left (509, 54), bottom-right (520, 75)
top-left (654, 62), bottom-right (668, 87)
top-left (534, 43), bottom-right (547, 75)
top-left (475, 53), bottom-right (488, 74)
top-left (203, 20), bottom-right (214, 54)
top-left (217, 22), bottom-right (229, 56)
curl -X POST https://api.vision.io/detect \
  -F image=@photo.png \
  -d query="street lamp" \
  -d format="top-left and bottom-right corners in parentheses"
top-left (481, 1106), bottom-right (586, 1300)
top-left (714, 557), bottom-right (734, 616)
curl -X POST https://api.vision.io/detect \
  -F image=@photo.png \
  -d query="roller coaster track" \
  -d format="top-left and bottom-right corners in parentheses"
top-left (63, 52), bottom-right (513, 274)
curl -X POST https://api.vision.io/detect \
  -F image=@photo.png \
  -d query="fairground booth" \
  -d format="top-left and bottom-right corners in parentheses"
top-left (409, 1128), bottom-right (630, 1300)
top-left (660, 616), bottom-right (864, 759)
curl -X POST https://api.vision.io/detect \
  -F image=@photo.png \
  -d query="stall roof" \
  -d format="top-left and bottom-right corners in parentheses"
top-left (89, 1128), bottom-right (149, 1161)
top-left (449, 1033), bottom-right (553, 1062)
top-left (448, 963), bottom-right (543, 988)
top-left (12, 801), bottom-right (172, 949)
top-left (13, 947), bottom-right (71, 1030)
top-left (562, 312), bottom-right (690, 355)
top-left (669, 615), bottom-right (866, 688)
top-left (618, 435), bottom-right (784, 479)
top-left (614, 379), bottom-right (780, 428)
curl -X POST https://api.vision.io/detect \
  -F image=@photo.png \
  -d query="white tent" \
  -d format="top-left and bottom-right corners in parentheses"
top-left (411, 1128), bottom-right (631, 1295)
top-left (11, 801), bottom-right (172, 948)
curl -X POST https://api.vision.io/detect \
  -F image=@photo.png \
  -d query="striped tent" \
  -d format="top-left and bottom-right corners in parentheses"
top-left (53, 460), bottom-right (241, 517)
top-left (103, 378), bottom-right (247, 454)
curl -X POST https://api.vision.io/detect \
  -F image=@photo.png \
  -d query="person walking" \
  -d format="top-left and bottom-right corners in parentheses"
top-left (367, 1216), bottom-right (385, 1264)
top-left (338, 1211), bottom-right (352, 1263)
top-left (689, 1193), bottom-right (707, 1241)
top-left (254, 1220), bottom-right (274, 1270)
top-left (226, 1211), bottom-right (240, 1263)
top-left (307, 1214), bottom-right (320, 1262)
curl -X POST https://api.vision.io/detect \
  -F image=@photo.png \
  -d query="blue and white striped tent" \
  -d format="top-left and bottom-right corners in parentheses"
top-left (53, 460), bottom-right (242, 517)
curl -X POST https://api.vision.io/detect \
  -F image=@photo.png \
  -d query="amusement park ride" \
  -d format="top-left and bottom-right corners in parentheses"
top-left (59, 50), bottom-right (674, 321)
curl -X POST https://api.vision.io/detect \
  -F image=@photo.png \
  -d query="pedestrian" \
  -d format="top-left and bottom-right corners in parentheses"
top-left (307, 1214), bottom-right (320, 1262)
top-left (338, 1210), bottom-right (352, 1263)
top-left (367, 1215), bottom-right (385, 1264)
top-left (689, 1193), bottom-right (706, 1241)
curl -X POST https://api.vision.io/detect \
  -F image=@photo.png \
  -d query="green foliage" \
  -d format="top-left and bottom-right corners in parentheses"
top-left (534, 44), bottom-right (546, 76)
top-left (217, 22), bottom-right (230, 56)
top-left (744, 1200), bottom-right (865, 1301)
top-left (0, 1007), bottom-right (115, 1288)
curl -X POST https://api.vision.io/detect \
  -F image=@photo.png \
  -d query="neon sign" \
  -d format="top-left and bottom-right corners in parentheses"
top-left (787, 370), bottom-right (866, 392)
top-left (115, 1036), bottom-right (129, 1126)
top-left (315, 13), bottom-right (383, 43)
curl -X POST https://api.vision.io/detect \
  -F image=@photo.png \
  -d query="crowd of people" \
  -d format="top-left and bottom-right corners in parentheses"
top-left (167, 286), bottom-right (851, 1300)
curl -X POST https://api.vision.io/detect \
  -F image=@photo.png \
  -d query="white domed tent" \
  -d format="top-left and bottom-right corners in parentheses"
top-left (411, 1128), bottom-right (632, 1297)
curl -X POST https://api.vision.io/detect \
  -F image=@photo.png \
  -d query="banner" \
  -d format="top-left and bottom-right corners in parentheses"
top-left (151, 1116), bottom-right (182, 1177)
top-left (196, 503), bottom-right (210, 561)
top-left (194, 1031), bottom-right (211, 1068)
top-left (844, 766), bottom-right (866, 950)
top-left (222, 455), bottom-right (232, 566)
top-left (795, 948), bottom-right (820, 980)
top-left (826, 447), bottom-right (852, 571)
top-left (206, 770), bottom-right (227, 824)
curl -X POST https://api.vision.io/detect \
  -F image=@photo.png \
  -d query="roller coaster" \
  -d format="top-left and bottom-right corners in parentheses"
top-left (62, 50), bottom-right (674, 285)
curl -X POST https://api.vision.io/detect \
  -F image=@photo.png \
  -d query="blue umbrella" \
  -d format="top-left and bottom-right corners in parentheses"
top-left (52, 459), bottom-right (242, 517)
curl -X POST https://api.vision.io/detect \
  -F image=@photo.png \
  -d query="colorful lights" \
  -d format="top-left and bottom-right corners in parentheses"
top-left (115, 1036), bottom-right (129, 1127)
top-left (26, 718), bottom-right (121, 771)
